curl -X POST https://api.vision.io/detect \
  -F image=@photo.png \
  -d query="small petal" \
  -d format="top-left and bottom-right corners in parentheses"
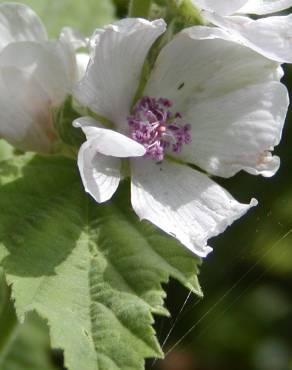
top-left (74, 18), bottom-right (166, 127)
top-left (0, 40), bottom-right (75, 106)
top-left (0, 67), bottom-right (55, 153)
top-left (0, 3), bottom-right (47, 51)
top-left (131, 159), bottom-right (256, 257)
top-left (73, 117), bottom-right (146, 157)
top-left (238, 0), bottom-right (292, 15)
top-left (76, 52), bottom-right (90, 81)
top-left (191, 0), bottom-right (247, 15)
top-left (203, 12), bottom-right (292, 63)
top-left (57, 36), bottom-right (79, 88)
top-left (59, 27), bottom-right (87, 49)
top-left (78, 140), bottom-right (121, 203)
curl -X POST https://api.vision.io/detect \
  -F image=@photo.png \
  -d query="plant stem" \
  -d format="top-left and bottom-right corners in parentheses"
top-left (128, 0), bottom-right (152, 18)
top-left (169, 0), bottom-right (204, 26)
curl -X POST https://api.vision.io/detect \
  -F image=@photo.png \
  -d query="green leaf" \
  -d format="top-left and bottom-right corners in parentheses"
top-left (0, 153), bottom-right (201, 370)
top-left (3, 0), bottom-right (115, 37)
top-left (0, 271), bottom-right (57, 370)
top-left (0, 314), bottom-right (58, 370)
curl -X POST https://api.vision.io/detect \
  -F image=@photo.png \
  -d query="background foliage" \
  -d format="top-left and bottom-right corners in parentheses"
top-left (0, 1), bottom-right (291, 370)
top-left (4, 0), bottom-right (115, 37)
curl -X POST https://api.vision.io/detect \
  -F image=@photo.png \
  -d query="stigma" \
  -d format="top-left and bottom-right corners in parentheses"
top-left (127, 96), bottom-right (191, 161)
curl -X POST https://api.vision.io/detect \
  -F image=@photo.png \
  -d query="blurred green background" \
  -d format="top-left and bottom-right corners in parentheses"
top-left (0, 0), bottom-right (291, 369)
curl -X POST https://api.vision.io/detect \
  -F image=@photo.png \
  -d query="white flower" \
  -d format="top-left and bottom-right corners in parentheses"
top-left (0, 3), bottom-right (87, 153)
top-left (191, 0), bottom-right (292, 63)
top-left (73, 18), bottom-right (289, 257)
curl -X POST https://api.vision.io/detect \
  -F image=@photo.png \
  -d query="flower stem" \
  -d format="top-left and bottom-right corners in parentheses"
top-left (128, 0), bottom-right (152, 18)
top-left (169, 0), bottom-right (204, 26)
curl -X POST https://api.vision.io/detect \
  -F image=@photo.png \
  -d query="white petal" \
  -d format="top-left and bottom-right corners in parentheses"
top-left (179, 82), bottom-right (288, 178)
top-left (73, 117), bottom-right (146, 158)
top-left (74, 18), bottom-right (166, 127)
top-left (73, 116), bottom-right (103, 136)
top-left (145, 26), bottom-right (281, 112)
top-left (0, 67), bottom-right (55, 153)
top-left (57, 36), bottom-right (79, 87)
top-left (76, 52), bottom-right (90, 81)
top-left (131, 159), bottom-right (257, 257)
top-left (191, 0), bottom-right (247, 15)
top-left (59, 27), bottom-right (87, 49)
top-left (203, 12), bottom-right (292, 63)
top-left (78, 140), bottom-right (121, 203)
top-left (0, 40), bottom-right (75, 106)
top-left (238, 0), bottom-right (292, 15)
top-left (145, 27), bottom-right (287, 178)
top-left (0, 3), bottom-right (47, 51)
top-left (58, 27), bottom-right (88, 82)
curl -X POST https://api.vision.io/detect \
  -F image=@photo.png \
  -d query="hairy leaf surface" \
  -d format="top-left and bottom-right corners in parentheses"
top-left (0, 151), bottom-right (201, 370)
top-left (0, 270), bottom-right (56, 370)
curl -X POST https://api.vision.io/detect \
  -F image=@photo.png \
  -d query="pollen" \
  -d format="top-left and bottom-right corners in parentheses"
top-left (127, 96), bottom-right (191, 161)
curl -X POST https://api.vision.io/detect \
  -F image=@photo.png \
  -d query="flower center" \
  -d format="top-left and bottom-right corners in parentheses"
top-left (127, 96), bottom-right (191, 161)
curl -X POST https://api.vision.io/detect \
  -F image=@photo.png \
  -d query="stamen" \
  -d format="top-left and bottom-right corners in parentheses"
top-left (127, 96), bottom-right (191, 161)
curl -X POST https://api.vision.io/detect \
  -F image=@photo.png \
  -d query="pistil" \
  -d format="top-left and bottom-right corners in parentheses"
top-left (128, 96), bottom-right (191, 161)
